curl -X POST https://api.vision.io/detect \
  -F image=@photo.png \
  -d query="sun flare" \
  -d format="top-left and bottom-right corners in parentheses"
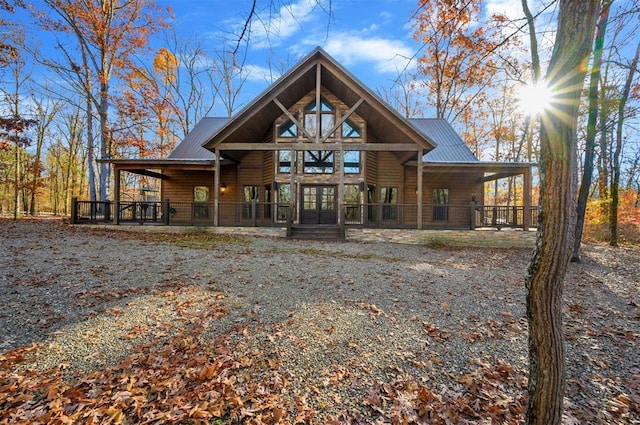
top-left (517, 81), bottom-right (554, 116)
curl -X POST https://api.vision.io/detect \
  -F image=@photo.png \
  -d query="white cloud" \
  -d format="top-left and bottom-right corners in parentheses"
top-left (248, 0), bottom-right (324, 49)
top-left (243, 64), bottom-right (282, 83)
top-left (379, 11), bottom-right (393, 23)
top-left (484, 0), bottom-right (524, 20)
top-left (321, 33), bottom-right (416, 74)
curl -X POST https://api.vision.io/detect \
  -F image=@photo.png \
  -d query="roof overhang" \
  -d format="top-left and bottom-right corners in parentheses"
top-left (99, 158), bottom-right (230, 179)
top-left (420, 161), bottom-right (537, 181)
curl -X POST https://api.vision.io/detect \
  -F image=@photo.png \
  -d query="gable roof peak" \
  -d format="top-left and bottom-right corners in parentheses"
top-left (202, 47), bottom-right (436, 150)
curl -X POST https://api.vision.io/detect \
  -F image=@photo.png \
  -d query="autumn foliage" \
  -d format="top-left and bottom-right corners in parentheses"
top-left (584, 189), bottom-right (640, 244)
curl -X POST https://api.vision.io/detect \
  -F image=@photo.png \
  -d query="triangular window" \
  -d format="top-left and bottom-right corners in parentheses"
top-left (278, 120), bottom-right (297, 138)
top-left (305, 98), bottom-right (333, 112)
top-left (342, 120), bottom-right (361, 138)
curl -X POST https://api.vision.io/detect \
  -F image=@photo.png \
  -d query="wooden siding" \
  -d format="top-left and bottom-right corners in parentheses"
top-left (403, 167), bottom-right (483, 226)
top-left (237, 151), bottom-right (266, 201)
top-left (376, 151), bottom-right (404, 201)
top-left (365, 151), bottom-right (378, 188)
top-left (263, 151), bottom-right (274, 186)
top-left (162, 170), bottom-right (214, 202)
top-left (404, 168), bottom-right (483, 204)
top-left (219, 166), bottom-right (238, 200)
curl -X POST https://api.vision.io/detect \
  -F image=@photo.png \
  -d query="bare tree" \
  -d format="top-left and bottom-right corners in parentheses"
top-left (230, 0), bottom-right (333, 56)
top-left (216, 46), bottom-right (250, 117)
top-left (376, 69), bottom-right (425, 119)
top-left (28, 95), bottom-right (62, 215)
top-left (161, 31), bottom-right (221, 137)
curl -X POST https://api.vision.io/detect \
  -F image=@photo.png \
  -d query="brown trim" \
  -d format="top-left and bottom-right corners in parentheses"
top-left (219, 142), bottom-right (420, 152)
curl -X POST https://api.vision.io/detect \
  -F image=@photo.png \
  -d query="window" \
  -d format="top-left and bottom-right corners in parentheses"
top-left (194, 186), bottom-right (209, 203)
top-left (381, 187), bottom-right (398, 221)
top-left (243, 185), bottom-right (260, 219)
top-left (344, 184), bottom-right (360, 204)
top-left (342, 120), bottom-right (361, 138)
top-left (278, 120), bottom-right (297, 138)
top-left (277, 184), bottom-right (290, 222)
top-left (343, 151), bottom-right (360, 174)
top-left (193, 186), bottom-right (210, 218)
top-left (304, 98), bottom-right (335, 137)
top-left (381, 187), bottom-right (398, 204)
top-left (320, 186), bottom-right (335, 210)
top-left (304, 150), bottom-right (334, 173)
top-left (433, 189), bottom-right (449, 221)
top-left (344, 184), bottom-right (361, 222)
top-left (278, 150), bottom-right (292, 173)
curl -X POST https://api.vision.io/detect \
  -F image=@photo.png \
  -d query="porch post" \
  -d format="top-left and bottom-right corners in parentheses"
top-left (416, 150), bottom-right (423, 230)
top-left (71, 196), bottom-right (78, 224)
top-left (338, 146), bottom-right (344, 227)
top-left (287, 149), bottom-right (296, 236)
top-left (523, 168), bottom-right (532, 231)
top-left (113, 167), bottom-right (120, 225)
top-left (214, 149), bottom-right (220, 227)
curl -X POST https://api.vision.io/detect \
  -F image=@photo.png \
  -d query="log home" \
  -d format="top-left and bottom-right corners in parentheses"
top-left (82, 48), bottom-right (535, 238)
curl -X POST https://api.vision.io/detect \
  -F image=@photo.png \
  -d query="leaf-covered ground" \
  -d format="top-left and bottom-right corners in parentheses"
top-left (0, 219), bottom-right (638, 424)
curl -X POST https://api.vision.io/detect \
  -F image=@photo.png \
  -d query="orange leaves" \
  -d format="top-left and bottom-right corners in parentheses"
top-left (153, 47), bottom-right (178, 82)
top-left (198, 360), bottom-right (223, 381)
top-left (423, 322), bottom-right (451, 342)
top-left (586, 189), bottom-right (640, 227)
top-left (360, 358), bottom-right (527, 424)
top-left (584, 189), bottom-right (640, 243)
top-left (0, 321), bottom-right (295, 425)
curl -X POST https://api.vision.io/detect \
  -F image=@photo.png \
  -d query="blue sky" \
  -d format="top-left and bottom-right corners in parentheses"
top-left (9, 0), bottom-right (563, 118)
top-left (159, 0), bottom-right (422, 94)
top-left (153, 0), bottom-right (554, 116)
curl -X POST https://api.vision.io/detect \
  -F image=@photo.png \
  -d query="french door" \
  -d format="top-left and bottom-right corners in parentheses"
top-left (301, 185), bottom-right (337, 224)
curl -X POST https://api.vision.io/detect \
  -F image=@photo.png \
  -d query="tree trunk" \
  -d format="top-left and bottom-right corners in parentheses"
top-left (99, 79), bottom-right (110, 201)
top-left (13, 137), bottom-right (20, 220)
top-left (610, 40), bottom-right (640, 247)
top-left (572, 2), bottom-right (611, 262)
top-left (86, 90), bottom-right (97, 202)
top-left (524, 1), bottom-right (600, 424)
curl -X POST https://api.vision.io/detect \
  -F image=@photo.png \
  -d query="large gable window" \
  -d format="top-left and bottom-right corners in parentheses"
top-left (305, 98), bottom-right (334, 138)
top-left (304, 150), bottom-right (334, 173)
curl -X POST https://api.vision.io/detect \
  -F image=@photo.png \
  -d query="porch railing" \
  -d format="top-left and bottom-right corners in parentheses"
top-left (71, 198), bottom-right (538, 230)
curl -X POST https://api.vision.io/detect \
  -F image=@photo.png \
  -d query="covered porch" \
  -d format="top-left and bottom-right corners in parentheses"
top-left (73, 157), bottom-right (536, 236)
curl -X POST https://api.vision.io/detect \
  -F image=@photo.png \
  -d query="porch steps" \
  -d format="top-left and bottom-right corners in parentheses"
top-left (289, 225), bottom-right (344, 241)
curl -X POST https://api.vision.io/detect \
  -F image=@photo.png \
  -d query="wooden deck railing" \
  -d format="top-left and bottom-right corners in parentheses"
top-left (71, 198), bottom-right (538, 230)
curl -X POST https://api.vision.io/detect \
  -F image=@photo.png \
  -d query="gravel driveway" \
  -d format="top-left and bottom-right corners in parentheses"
top-left (1, 218), bottom-right (638, 423)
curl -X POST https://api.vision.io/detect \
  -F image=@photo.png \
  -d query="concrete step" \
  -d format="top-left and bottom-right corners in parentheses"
top-left (289, 226), bottom-right (344, 241)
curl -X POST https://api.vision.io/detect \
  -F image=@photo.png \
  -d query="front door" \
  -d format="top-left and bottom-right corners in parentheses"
top-left (301, 185), bottom-right (337, 224)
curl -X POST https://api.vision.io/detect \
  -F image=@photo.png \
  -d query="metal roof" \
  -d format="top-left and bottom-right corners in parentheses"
top-left (168, 117), bottom-right (228, 160)
top-left (409, 118), bottom-right (479, 163)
